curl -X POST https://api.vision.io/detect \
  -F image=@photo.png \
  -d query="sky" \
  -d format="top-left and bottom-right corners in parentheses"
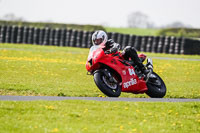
top-left (0, 0), bottom-right (200, 28)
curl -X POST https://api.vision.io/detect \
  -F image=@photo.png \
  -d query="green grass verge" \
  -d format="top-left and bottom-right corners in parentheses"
top-left (0, 100), bottom-right (199, 133)
top-left (105, 27), bottom-right (159, 36)
top-left (0, 43), bottom-right (200, 98)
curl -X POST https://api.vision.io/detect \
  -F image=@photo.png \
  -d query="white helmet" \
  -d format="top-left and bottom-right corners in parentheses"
top-left (92, 30), bottom-right (108, 46)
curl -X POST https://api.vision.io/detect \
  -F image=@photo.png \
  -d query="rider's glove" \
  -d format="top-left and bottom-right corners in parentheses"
top-left (107, 39), bottom-right (114, 46)
top-left (110, 47), bottom-right (118, 53)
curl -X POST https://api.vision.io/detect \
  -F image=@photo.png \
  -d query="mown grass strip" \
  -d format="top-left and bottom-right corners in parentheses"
top-left (105, 27), bottom-right (159, 36)
top-left (0, 100), bottom-right (199, 133)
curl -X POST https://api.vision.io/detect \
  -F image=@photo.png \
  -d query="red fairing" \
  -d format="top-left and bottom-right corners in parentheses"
top-left (120, 66), bottom-right (147, 93)
top-left (138, 53), bottom-right (147, 62)
top-left (86, 46), bottom-right (148, 94)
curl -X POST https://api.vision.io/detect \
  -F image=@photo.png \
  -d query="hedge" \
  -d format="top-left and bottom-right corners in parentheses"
top-left (157, 28), bottom-right (200, 38)
top-left (0, 20), bottom-right (105, 31)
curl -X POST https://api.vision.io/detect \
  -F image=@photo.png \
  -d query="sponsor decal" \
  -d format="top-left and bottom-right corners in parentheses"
top-left (128, 68), bottom-right (136, 76)
top-left (123, 78), bottom-right (137, 88)
top-left (122, 70), bottom-right (126, 75)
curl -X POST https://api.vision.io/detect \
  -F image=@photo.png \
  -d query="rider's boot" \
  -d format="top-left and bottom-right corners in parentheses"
top-left (122, 46), bottom-right (150, 75)
top-left (138, 62), bottom-right (150, 75)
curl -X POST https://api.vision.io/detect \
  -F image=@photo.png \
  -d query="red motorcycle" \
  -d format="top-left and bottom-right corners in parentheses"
top-left (86, 45), bottom-right (166, 98)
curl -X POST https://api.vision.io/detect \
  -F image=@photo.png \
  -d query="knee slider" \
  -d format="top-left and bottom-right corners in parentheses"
top-left (124, 46), bottom-right (132, 54)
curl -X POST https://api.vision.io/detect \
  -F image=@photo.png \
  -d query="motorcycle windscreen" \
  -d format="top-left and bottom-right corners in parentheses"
top-left (87, 45), bottom-right (101, 61)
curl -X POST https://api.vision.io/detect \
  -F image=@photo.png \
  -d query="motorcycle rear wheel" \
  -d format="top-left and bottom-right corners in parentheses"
top-left (146, 72), bottom-right (167, 98)
top-left (94, 70), bottom-right (121, 97)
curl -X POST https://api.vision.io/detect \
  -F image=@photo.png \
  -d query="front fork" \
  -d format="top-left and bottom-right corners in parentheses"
top-left (145, 58), bottom-right (153, 82)
top-left (102, 69), bottom-right (117, 83)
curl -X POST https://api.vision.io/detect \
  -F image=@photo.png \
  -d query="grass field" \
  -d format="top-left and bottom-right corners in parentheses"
top-left (0, 43), bottom-right (200, 98)
top-left (0, 100), bottom-right (199, 133)
top-left (0, 43), bottom-right (200, 133)
top-left (105, 27), bottom-right (159, 36)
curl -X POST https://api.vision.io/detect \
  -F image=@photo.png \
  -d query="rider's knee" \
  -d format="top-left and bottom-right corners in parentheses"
top-left (123, 46), bottom-right (132, 53)
top-left (123, 46), bottom-right (137, 54)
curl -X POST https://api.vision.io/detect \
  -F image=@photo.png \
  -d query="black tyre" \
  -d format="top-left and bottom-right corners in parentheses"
top-left (146, 72), bottom-right (166, 98)
top-left (94, 70), bottom-right (121, 97)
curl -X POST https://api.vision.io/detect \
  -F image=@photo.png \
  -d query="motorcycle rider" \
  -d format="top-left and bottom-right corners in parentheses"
top-left (91, 30), bottom-right (150, 75)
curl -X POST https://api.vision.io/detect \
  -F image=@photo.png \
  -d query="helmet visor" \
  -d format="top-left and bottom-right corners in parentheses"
top-left (94, 38), bottom-right (103, 45)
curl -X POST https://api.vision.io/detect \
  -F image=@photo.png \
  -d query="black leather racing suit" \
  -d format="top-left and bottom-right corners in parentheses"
top-left (104, 39), bottom-right (148, 74)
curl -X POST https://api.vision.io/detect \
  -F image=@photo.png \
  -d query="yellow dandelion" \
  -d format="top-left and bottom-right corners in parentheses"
top-left (148, 113), bottom-right (152, 116)
top-left (168, 110), bottom-right (173, 113)
top-left (125, 107), bottom-right (129, 110)
top-left (98, 94), bottom-right (105, 98)
top-left (132, 128), bottom-right (137, 132)
top-left (51, 128), bottom-right (59, 132)
top-left (120, 125), bottom-right (124, 130)
top-left (172, 123), bottom-right (176, 126)
top-left (82, 127), bottom-right (87, 130)
top-left (136, 109), bottom-right (140, 113)
top-left (84, 108), bottom-right (88, 113)
top-left (45, 105), bottom-right (55, 110)
top-left (180, 124), bottom-right (183, 127)
top-left (2, 49), bottom-right (7, 52)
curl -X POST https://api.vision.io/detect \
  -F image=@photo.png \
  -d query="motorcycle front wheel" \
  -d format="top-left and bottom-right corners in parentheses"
top-left (146, 72), bottom-right (167, 98)
top-left (94, 70), bottom-right (121, 97)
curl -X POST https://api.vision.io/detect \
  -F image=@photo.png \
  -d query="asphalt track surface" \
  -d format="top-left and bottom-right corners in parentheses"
top-left (151, 57), bottom-right (200, 61)
top-left (0, 95), bottom-right (200, 102)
